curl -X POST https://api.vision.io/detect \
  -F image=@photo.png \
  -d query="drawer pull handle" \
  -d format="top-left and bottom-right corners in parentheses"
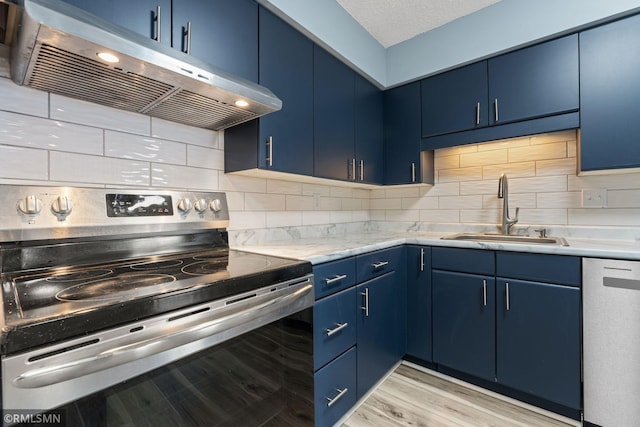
top-left (326, 322), bottom-right (349, 337)
top-left (326, 387), bottom-right (349, 407)
top-left (506, 282), bottom-right (510, 311)
top-left (372, 261), bottom-right (389, 269)
top-left (482, 279), bottom-right (487, 307)
top-left (325, 274), bottom-right (347, 285)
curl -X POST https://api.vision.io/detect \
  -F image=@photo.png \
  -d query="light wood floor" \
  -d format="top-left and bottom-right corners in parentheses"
top-left (342, 363), bottom-right (578, 427)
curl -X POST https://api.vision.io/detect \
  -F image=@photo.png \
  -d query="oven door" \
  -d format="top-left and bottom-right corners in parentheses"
top-left (2, 276), bottom-right (314, 426)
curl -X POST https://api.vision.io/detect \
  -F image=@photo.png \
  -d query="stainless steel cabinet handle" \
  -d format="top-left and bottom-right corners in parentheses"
top-left (482, 280), bottom-right (487, 307)
top-left (372, 261), bottom-right (389, 269)
top-left (505, 282), bottom-right (510, 311)
top-left (476, 102), bottom-right (480, 125)
top-left (359, 160), bottom-right (364, 181)
top-left (411, 162), bottom-right (416, 183)
top-left (324, 274), bottom-right (347, 285)
top-left (266, 136), bottom-right (273, 167)
top-left (326, 388), bottom-right (348, 407)
top-left (182, 21), bottom-right (192, 54)
top-left (494, 98), bottom-right (499, 122)
top-left (420, 248), bottom-right (425, 272)
top-left (153, 6), bottom-right (161, 42)
top-left (361, 288), bottom-right (369, 317)
top-left (351, 158), bottom-right (356, 180)
top-left (326, 322), bottom-right (348, 337)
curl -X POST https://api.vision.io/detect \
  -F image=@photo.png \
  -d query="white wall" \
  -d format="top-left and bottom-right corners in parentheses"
top-left (263, 0), bottom-right (640, 87)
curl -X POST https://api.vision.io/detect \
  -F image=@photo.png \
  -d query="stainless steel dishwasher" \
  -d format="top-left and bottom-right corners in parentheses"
top-left (583, 258), bottom-right (640, 427)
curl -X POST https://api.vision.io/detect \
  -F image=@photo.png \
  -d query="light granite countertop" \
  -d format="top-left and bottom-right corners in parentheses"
top-left (232, 230), bottom-right (640, 264)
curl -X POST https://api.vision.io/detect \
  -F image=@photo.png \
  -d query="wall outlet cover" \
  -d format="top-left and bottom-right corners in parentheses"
top-left (582, 189), bottom-right (608, 208)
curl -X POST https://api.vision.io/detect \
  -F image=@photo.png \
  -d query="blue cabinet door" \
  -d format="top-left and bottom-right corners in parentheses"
top-left (384, 82), bottom-right (422, 185)
top-left (432, 270), bottom-right (495, 381)
top-left (355, 75), bottom-right (384, 184)
top-left (488, 34), bottom-right (579, 126)
top-left (314, 46), bottom-right (355, 181)
top-left (356, 271), bottom-right (401, 399)
top-left (62, 0), bottom-right (172, 45)
top-left (172, 0), bottom-right (258, 81)
top-left (421, 62), bottom-right (488, 137)
top-left (257, 7), bottom-right (313, 175)
top-left (313, 287), bottom-right (357, 371)
top-left (496, 279), bottom-right (581, 409)
top-left (580, 14), bottom-right (640, 171)
top-left (314, 347), bottom-right (357, 427)
top-left (406, 246), bottom-right (432, 362)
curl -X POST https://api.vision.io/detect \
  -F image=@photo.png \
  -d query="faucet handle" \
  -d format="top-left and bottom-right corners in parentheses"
top-left (515, 207), bottom-right (520, 218)
top-left (534, 228), bottom-right (547, 238)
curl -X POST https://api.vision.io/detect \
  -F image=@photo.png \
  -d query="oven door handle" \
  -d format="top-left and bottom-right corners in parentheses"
top-left (12, 279), bottom-right (313, 389)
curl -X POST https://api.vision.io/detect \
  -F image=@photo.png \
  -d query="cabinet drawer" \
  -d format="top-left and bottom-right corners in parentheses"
top-left (314, 257), bottom-right (356, 299)
top-left (314, 287), bottom-right (357, 371)
top-left (356, 246), bottom-right (403, 283)
top-left (314, 347), bottom-right (357, 427)
top-left (432, 247), bottom-right (495, 275)
top-left (496, 252), bottom-right (580, 286)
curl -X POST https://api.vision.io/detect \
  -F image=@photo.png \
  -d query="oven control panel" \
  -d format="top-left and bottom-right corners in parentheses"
top-left (106, 194), bottom-right (174, 217)
top-left (0, 185), bottom-right (230, 242)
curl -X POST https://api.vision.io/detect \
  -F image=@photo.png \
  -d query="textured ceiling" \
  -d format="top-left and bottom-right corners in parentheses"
top-left (336, 0), bottom-right (503, 48)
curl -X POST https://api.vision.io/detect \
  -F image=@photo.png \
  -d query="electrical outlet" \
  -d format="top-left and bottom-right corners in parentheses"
top-left (582, 189), bottom-right (608, 208)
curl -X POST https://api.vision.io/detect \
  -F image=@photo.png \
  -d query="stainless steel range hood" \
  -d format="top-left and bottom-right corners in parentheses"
top-left (8, 0), bottom-right (282, 130)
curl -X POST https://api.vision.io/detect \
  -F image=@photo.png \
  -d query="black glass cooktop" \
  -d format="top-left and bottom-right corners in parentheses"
top-left (0, 250), bottom-right (311, 354)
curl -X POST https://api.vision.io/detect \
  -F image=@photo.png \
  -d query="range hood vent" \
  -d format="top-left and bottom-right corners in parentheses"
top-left (8, 0), bottom-right (282, 130)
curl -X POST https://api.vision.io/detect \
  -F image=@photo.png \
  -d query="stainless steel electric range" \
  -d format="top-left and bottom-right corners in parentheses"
top-left (0, 185), bottom-right (314, 426)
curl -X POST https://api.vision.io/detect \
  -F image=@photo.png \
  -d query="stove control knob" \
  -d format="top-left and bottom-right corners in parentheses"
top-left (18, 195), bottom-right (43, 216)
top-left (194, 198), bottom-right (208, 213)
top-left (209, 198), bottom-right (222, 213)
top-left (177, 198), bottom-right (192, 214)
top-left (51, 196), bottom-right (73, 218)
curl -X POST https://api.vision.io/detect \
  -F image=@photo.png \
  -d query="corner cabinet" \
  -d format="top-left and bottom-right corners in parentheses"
top-left (355, 75), bottom-right (384, 185)
top-left (224, 7), bottom-right (314, 176)
top-left (384, 82), bottom-right (431, 185)
top-left (579, 13), bottom-right (640, 172)
top-left (406, 245), bottom-right (432, 361)
top-left (63, 0), bottom-right (258, 82)
top-left (421, 35), bottom-right (579, 149)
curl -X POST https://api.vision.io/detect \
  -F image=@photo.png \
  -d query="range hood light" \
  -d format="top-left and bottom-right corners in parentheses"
top-left (234, 100), bottom-right (249, 108)
top-left (96, 52), bottom-right (119, 63)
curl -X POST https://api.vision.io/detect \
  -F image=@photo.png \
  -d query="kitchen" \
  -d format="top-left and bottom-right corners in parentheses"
top-left (1, 0), bottom-right (640, 426)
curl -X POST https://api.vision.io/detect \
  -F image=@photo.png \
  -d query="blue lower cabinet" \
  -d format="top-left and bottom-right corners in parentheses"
top-left (432, 270), bottom-right (496, 381)
top-left (313, 257), bottom-right (357, 300)
top-left (314, 347), bottom-right (357, 427)
top-left (496, 279), bottom-right (581, 409)
top-left (406, 245), bottom-right (432, 361)
top-left (313, 287), bottom-right (357, 371)
top-left (356, 271), bottom-right (402, 399)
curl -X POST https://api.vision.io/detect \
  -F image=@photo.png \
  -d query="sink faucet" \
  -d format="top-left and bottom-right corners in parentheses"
top-left (498, 173), bottom-right (519, 235)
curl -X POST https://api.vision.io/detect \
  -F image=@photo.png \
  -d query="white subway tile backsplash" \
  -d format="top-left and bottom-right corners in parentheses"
top-left (482, 193), bottom-right (536, 210)
top-left (568, 174), bottom-right (640, 191)
top-left (318, 197), bottom-right (342, 211)
top-left (608, 189), bottom-right (640, 208)
top-left (330, 211), bottom-right (354, 223)
top-left (218, 173), bottom-right (267, 193)
top-left (286, 195), bottom-right (314, 211)
top-left (482, 162), bottom-right (536, 180)
top-left (401, 197), bottom-right (439, 210)
top-left (438, 166), bottom-right (483, 183)
top-left (509, 142), bottom-right (566, 163)
top-left (385, 209), bottom-right (419, 222)
top-left (384, 187), bottom-right (420, 198)
top-left (302, 211), bottom-right (332, 226)
top-left (436, 144), bottom-right (478, 157)
top-left (509, 175), bottom-right (567, 194)
top-left (434, 155), bottom-right (460, 170)
top-left (370, 198), bottom-right (401, 210)
top-left (50, 94), bottom-right (150, 135)
top-left (153, 118), bottom-right (218, 147)
top-left (569, 208), bottom-right (640, 226)
top-left (516, 209), bottom-right (568, 225)
top-left (419, 209), bottom-right (460, 223)
top-left (224, 191), bottom-right (245, 211)
top-left (0, 111), bottom-right (103, 155)
top-left (187, 145), bottom-right (224, 170)
top-left (0, 78), bottom-right (48, 117)
top-left (245, 193), bottom-right (285, 211)
top-left (0, 145), bottom-right (48, 180)
top-left (227, 211), bottom-right (266, 230)
top-left (302, 183), bottom-right (333, 197)
top-left (420, 182), bottom-right (459, 197)
top-left (267, 180), bottom-right (302, 195)
top-left (529, 130), bottom-right (576, 145)
top-left (537, 192), bottom-right (582, 209)
top-left (439, 195), bottom-right (483, 209)
top-left (460, 209), bottom-right (500, 224)
top-left (150, 163), bottom-right (217, 190)
top-left (267, 211), bottom-right (302, 228)
top-left (477, 136), bottom-right (529, 151)
top-left (460, 149), bottom-right (508, 168)
top-left (50, 152), bottom-right (150, 186)
top-left (341, 198), bottom-right (364, 210)
top-left (106, 131), bottom-right (187, 165)
top-left (535, 158), bottom-right (576, 177)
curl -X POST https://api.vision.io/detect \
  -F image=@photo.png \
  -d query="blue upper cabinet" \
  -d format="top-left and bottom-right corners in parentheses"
top-left (172, 0), bottom-right (258, 82)
top-left (61, 0), bottom-right (172, 45)
top-left (64, 0), bottom-right (258, 82)
top-left (488, 34), bottom-right (579, 126)
top-left (384, 82), bottom-right (424, 185)
top-left (579, 14), bottom-right (640, 172)
top-left (355, 75), bottom-right (384, 184)
top-left (421, 35), bottom-right (579, 150)
top-left (224, 7), bottom-right (313, 175)
top-left (421, 62), bottom-right (488, 138)
top-left (314, 46), bottom-right (356, 182)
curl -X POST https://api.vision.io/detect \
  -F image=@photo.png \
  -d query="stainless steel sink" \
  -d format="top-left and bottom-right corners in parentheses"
top-left (441, 233), bottom-right (569, 246)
